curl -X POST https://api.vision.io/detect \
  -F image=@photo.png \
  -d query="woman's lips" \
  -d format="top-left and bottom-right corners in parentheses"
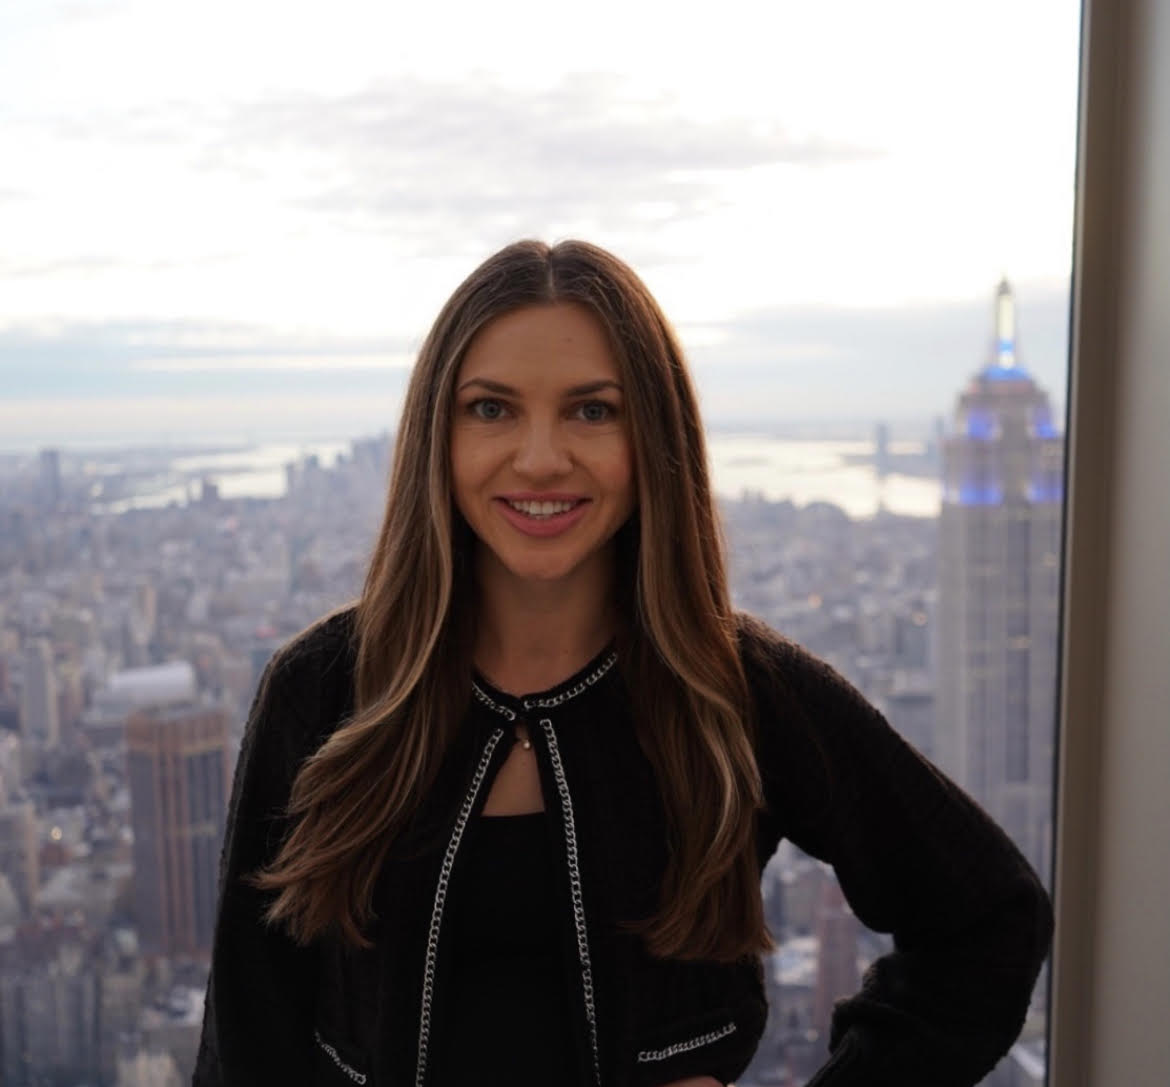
top-left (493, 497), bottom-right (591, 537)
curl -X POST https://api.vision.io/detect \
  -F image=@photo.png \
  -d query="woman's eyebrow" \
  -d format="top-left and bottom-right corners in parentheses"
top-left (564, 380), bottom-right (623, 396)
top-left (455, 378), bottom-right (623, 396)
top-left (456, 377), bottom-right (514, 395)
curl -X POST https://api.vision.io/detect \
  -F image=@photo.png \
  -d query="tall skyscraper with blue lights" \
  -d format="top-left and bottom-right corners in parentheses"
top-left (935, 279), bottom-right (1063, 883)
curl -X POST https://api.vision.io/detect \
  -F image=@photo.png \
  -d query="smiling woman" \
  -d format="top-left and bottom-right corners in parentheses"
top-left (195, 240), bottom-right (1051, 1087)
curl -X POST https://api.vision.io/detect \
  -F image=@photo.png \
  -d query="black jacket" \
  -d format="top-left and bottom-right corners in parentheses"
top-left (194, 607), bottom-right (1052, 1087)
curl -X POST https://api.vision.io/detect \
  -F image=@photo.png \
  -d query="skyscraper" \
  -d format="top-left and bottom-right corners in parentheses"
top-left (0, 801), bottom-right (40, 917)
top-left (126, 703), bottom-right (230, 957)
top-left (0, 939), bottom-right (100, 1086)
top-left (20, 638), bottom-right (60, 748)
top-left (810, 875), bottom-right (860, 1054)
top-left (935, 279), bottom-right (1063, 882)
top-left (39, 448), bottom-right (62, 511)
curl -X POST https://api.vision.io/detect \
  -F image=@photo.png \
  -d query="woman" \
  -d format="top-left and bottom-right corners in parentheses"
top-left (194, 240), bottom-right (1052, 1087)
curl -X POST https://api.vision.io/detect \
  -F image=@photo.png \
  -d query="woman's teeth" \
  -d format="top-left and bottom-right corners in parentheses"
top-left (506, 499), bottom-right (579, 518)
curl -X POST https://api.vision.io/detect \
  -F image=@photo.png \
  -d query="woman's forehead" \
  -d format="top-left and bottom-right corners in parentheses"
top-left (458, 302), bottom-right (621, 386)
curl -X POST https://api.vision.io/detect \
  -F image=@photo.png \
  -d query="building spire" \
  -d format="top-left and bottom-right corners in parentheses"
top-left (995, 277), bottom-right (1016, 369)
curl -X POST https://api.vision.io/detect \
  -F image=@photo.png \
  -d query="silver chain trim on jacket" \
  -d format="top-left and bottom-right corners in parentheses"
top-left (470, 651), bottom-right (617, 719)
top-left (539, 717), bottom-right (602, 1087)
top-left (636, 1021), bottom-right (738, 1063)
top-left (522, 652), bottom-right (617, 710)
top-left (314, 1030), bottom-right (368, 1084)
top-left (470, 683), bottom-right (517, 721)
top-left (415, 728), bottom-right (505, 1087)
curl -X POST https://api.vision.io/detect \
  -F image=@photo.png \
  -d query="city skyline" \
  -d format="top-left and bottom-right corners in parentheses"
top-left (0, 336), bottom-right (1063, 1083)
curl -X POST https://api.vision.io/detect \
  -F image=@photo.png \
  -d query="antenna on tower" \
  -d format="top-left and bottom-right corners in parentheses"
top-left (995, 277), bottom-right (1016, 369)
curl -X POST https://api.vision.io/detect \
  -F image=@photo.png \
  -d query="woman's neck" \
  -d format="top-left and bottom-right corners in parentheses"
top-left (472, 556), bottom-right (619, 695)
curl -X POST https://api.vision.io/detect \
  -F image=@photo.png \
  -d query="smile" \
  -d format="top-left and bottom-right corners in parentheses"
top-left (504, 498), bottom-right (584, 519)
top-left (493, 497), bottom-right (592, 538)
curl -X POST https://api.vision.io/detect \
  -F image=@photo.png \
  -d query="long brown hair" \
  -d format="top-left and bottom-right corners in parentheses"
top-left (256, 240), bottom-right (771, 961)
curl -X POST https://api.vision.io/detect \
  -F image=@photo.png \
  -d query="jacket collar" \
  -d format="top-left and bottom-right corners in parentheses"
top-left (470, 642), bottom-right (619, 722)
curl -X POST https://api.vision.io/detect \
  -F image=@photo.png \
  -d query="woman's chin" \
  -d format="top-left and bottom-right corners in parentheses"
top-left (501, 562), bottom-right (577, 586)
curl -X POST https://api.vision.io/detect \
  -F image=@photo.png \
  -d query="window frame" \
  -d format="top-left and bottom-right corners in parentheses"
top-left (1049, 0), bottom-right (1170, 1082)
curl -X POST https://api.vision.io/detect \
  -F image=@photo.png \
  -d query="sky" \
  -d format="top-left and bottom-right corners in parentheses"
top-left (0, 0), bottom-right (1083, 449)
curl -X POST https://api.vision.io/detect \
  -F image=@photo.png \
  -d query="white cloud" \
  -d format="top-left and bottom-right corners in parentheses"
top-left (129, 353), bottom-right (412, 373)
top-left (0, 393), bottom-right (402, 448)
top-left (0, 0), bottom-right (1080, 414)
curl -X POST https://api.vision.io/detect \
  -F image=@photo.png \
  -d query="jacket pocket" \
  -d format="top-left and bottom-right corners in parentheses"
top-left (631, 1003), bottom-right (763, 1087)
top-left (627, 950), bottom-right (768, 1085)
top-left (313, 1027), bottom-right (372, 1086)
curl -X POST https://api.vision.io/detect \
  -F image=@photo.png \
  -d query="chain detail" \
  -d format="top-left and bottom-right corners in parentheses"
top-left (636, 1021), bottom-right (738, 1063)
top-left (539, 718), bottom-right (603, 1087)
top-left (414, 728), bottom-right (505, 1087)
top-left (470, 683), bottom-right (517, 721)
top-left (471, 651), bottom-right (618, 721)
top-left (313, 1030), bottom-right (368, 1084)
top-left (522, 652), bottom-right (617, 710)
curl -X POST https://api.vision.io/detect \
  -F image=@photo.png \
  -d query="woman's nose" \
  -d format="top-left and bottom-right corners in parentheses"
top-left (512, 422), bottom-right (572, 478)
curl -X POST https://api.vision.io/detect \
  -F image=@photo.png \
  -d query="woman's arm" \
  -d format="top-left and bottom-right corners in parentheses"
top-left (743, 617), bottom-right (1053, 1087)
top-left (193, 654), bottom-right (321, 1085)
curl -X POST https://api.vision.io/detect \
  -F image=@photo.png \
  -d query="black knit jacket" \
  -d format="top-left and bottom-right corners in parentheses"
top-left (193, 607), bottom-right (1052, 1087)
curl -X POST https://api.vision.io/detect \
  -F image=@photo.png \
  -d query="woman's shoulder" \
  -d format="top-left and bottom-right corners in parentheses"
top-left (261, 603), bottom-right (359, 716)
top-left (268, 604), bottom-right (358, 680)
top-left (733, 610), bottom-right (789, 665)
top-left (240, 604), bottom-right (359, 774)
top-left (733, 610), bottom-right (852, 703)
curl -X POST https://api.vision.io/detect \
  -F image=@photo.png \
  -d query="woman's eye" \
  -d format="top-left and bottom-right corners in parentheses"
top-left (576, 401), bottom-right (614, 423)
top-left (471, 399), bottom-right (506, 421)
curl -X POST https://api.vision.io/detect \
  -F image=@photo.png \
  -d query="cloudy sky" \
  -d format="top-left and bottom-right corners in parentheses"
top-left (0, 0), bottom-right (1082, 448)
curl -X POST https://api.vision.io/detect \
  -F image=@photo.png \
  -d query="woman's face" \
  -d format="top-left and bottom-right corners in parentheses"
top-left (450, 302), bottom-right (636, 594)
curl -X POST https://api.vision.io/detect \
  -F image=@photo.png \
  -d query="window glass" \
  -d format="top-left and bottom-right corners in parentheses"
top-left (0, 2), bottom-right (1078, 1083)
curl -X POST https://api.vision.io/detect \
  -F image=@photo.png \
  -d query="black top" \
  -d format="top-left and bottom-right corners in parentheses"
top-left (436, 810), bottom-right (578, 1087)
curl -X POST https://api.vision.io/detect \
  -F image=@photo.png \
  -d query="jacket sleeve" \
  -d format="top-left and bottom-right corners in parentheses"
top-left (193, 653), bottom-right (321, 1086)
top-left (742, 618), bottom-right (1053, 1087)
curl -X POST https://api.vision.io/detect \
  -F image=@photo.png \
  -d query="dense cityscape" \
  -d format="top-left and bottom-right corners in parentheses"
top-left (0, 285), bottom-right (1061, 1087)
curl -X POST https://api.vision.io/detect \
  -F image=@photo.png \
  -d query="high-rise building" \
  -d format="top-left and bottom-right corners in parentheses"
top-left (98, 934), bottom-right (147, 1085)
top-left (935, 279), bottom-right (1063, 882)
top-left (126, 703), bottom-right (230, 957)
top-left (0, 801), bottom-right (40, 916)
top-left (0, 938), bottom-right (100, 1086)
top-left (39, 448), bottom-right (62, 511)
top-left (56, 663), bottom-right (86, 747)
top-left (810, 876), bottom-right (860, 1053)
top-left (50, 605), bottom-right (99, 652)
top-left (874, 420), bottom-right (891, 479)
top-left (133, 580), bottom-right (158, 637)
top-left (83, 661), bottom-right (197, 749)
top-left (19, 638), bottom-right (60, 748)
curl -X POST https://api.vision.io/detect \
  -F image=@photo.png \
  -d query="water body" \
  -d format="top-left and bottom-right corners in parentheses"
top-left (707, 434), bottom-right (940, 518)
top-left (90, 441), bottom-right (350, 513)
top-left (91, 435), bottom-right (941, 520)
